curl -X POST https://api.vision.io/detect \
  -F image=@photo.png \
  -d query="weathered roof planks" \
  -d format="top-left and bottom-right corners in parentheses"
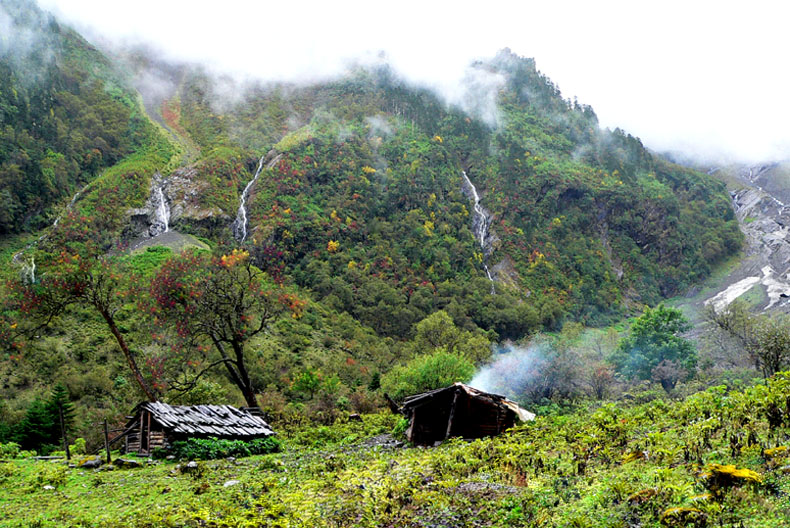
top-left (128, 402), bottom-right (275, 438)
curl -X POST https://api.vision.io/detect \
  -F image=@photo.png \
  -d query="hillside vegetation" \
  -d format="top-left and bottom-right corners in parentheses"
top-left (1, 375), bottom-right (789, 527)
top-left (0, 4), bottom-right (769, 520)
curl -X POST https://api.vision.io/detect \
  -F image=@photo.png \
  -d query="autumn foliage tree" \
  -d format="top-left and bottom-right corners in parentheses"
top-left (150, 249), bottom-right (304, 408)
top-left (5, 212), bottom-right (157, 401)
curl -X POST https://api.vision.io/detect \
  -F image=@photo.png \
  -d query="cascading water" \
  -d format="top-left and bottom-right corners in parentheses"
top-left (149, 186), bottom-right (170, 236)
top-left (233, 154), bottom-right (282, 242)
top-left (53, 188), bottom-right (83, 228)
top-left (12, 184), bottom-right (88, 282)
top-left (461, 170), bottom-right (495, 293)
top-left (23, 256), bottom-right (35, 284)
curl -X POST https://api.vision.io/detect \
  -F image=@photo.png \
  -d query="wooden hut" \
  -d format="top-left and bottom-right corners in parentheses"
top-left (123, 402), bottom-right (275, 455)
top-left (399, 383), bottom-right (535, 446)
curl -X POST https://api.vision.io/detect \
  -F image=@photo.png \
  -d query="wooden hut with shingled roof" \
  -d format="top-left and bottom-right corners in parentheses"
top-left (123, 402), bottom-right (275, 455)
top-left (399, 383), bottom-right (535, 446)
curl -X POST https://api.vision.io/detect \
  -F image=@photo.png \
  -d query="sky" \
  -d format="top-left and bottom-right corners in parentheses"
top-left (38, 0), bottom-right (790, 164)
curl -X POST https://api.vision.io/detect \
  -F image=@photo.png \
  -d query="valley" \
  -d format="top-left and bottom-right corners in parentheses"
top-left (0, 1), bottom-right (789, 527)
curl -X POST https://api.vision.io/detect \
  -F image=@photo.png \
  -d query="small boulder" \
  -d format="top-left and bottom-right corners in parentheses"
top-left (77, 456), bottom-right (103, 469)
top-left (43, 485), bottom-right (55, 491)
top-left (223, 480), bottom-right (240, 487)
top-left (660, 507), bottom-right (706, 527)
top-left (114, 458), bottom-right (143, 469)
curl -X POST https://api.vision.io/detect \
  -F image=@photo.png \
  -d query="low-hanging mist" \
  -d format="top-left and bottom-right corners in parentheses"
top-left (32, 0), bottom-right (790, 164)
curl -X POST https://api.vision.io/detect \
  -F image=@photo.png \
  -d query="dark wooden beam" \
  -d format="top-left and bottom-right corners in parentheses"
top-left (444, 391), bottom-right (461, 441)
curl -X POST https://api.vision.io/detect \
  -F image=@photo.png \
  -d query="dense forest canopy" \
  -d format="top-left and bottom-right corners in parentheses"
top-left (0, 0), bottom-right (744, 453)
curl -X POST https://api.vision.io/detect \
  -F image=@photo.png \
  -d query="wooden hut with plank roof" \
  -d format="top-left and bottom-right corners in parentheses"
top-left (399, 383), bottom-right (535, 446)
top-left (123, 402), bottom-right (275, 455)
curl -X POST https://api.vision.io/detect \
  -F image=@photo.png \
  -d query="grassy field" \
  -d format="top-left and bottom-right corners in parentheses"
top-left (2, 375), bottom-right (790, 528)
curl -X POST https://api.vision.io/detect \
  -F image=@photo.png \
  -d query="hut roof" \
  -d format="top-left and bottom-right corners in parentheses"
top-left (401, 383), bottom-right (535, 422)
top-left (130, 402), bottom-right (275, 437)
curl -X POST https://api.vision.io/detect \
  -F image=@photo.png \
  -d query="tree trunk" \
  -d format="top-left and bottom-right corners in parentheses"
top-left (232, 340), bottom-right (258, 408)
top-left (211, 335), bottom-right (256, 406)
top-left (99, 308), bottom-right (156, 401)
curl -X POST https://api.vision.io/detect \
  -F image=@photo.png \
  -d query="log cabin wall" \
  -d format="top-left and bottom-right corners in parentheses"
top-left (123, 410), bottom-right (167, 455)
top-left (403, 385), bottom-right (522, 445)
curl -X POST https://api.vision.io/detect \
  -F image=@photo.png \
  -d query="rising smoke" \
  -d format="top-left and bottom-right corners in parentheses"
top-left (469, 341), bottom-right (560, 403)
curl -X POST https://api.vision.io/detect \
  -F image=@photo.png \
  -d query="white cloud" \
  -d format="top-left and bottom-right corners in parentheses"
top-left (37, 0), bottom-right (790, 163)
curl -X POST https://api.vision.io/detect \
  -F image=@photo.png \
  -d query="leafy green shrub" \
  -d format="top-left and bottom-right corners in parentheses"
top-left (392, 418), bottom-right (409, 439)
top-left (71, 438), bottom-right (86, 455)
top-left (380, 349), bottom-right (475, 401)
top-left (0, 442), bottom-right (21, 459)
top-left (162, 436), bottom-right (281, 460)
top-left (31, 464), bottom-right (67, 488)
top-left (0, 462), bottom-right (16, 481)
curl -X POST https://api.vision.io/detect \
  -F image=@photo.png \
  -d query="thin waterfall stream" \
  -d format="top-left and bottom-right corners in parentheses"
top-left (233, 153), bottom-right (282, 242)
top-left (150, 186), bottom-right (170, 236)
top-left (461, 170), bottom-right (495, 293)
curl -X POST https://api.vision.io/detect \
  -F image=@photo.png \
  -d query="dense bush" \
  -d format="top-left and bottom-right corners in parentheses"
top-left (160, 436), bottom-right (281, 460)
top-left (611, 305), bottom-right (697, 392)
top-left (381, 349), bottom-right (475, 401)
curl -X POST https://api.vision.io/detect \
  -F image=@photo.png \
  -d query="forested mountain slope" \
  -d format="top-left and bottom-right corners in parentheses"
top-left (0, 0), bottom-right (176, 235)
top-left (0, 0), bottom-right (743, 443)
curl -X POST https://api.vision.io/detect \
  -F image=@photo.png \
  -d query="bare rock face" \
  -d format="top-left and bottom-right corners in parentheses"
top-left (166, 166), bottom-right (229, 223)
top-left (125, 167), bottom-right (232, 241)
top-left (702, 168), bottom-right (790, 314)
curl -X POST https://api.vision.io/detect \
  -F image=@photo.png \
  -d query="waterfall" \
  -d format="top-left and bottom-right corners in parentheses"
top-left (461, 170), bottom-right (495, 293)
top-left (149, 185), bottom-right (170, 237)
top-left (234, 156), bottom-right (265, 242)
top-left (19, 256), bottom-right (36, 284)
top-left (52, 188), bottom-right (83, 228)
top-left (233, 154), bottom-right (282, 242)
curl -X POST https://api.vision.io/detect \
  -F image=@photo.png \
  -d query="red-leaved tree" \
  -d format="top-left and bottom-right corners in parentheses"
top-left (5, 212), bottom-right (157, 401)
top-left (149, 249), bottom-right (304, 408)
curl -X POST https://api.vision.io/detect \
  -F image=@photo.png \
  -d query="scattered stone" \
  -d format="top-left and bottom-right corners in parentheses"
top-left (660, 507), bottom-right (706, 527)
top-left (226, 457), bottom-right (236, 463)
top-left (77, 456), bottom-right (103, 469)
top-left (223, 480), bottom-right (240, 487)
top-left (627, 488), bottom-right (658, 505)
top-left (764, 446), bottom-right (788, 459)
top-left (362, 434), bottom-right (405, 449)
top-left (180, 461), bottom-right (202, 475)
top-left (43, 485), bottom-right (55, 491)
top-left (114, 458), bottom-right (143, 469)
